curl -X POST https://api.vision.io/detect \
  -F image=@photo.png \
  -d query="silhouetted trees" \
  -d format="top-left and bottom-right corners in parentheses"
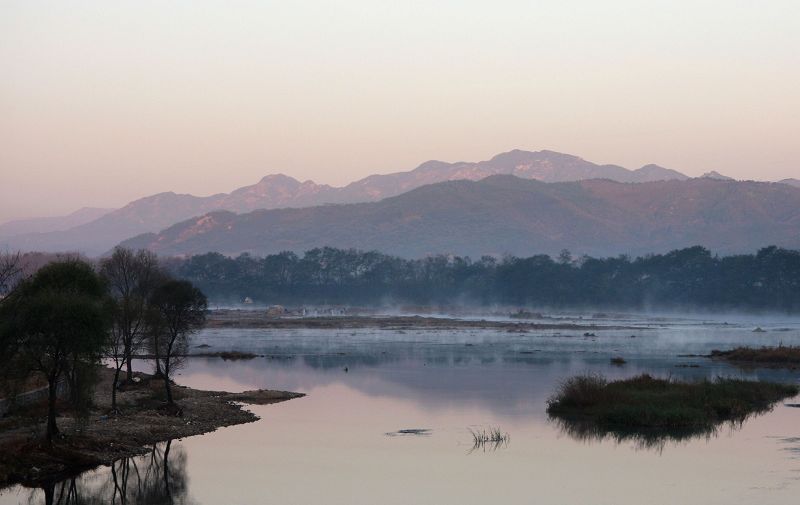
top-left (168, 245), bottom-right (800, 312)
top-left (0, 250), bottom-right (23, 299)
top-left (0, 260), bottom-right (110, 443)
top-left (148, 280), bottom-right (208, 406)
top-left (101, 247), bottom-right (164, 412)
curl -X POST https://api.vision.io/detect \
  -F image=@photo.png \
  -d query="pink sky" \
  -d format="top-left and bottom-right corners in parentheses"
top-left (2, 1), bottom-right (799, 221)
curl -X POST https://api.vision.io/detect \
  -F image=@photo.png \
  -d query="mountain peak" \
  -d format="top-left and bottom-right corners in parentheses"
top-left (632, 164), bottom-right (689, 182)
top-left (257, 173), bottom-right (301, 184)
top-left (488, 149), bottom-right (583, 165)
top-left (700, 171), bottom-right (734, 181)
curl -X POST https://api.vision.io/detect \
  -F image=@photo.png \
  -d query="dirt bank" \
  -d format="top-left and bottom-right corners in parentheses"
top-left (0, 367), bottom-right (303, 488)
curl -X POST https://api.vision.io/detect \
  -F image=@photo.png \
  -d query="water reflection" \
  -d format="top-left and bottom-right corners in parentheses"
top-left (30, 441), bottom-right (193, 505)
top-left (2, 316), bottom-right (800, 505)
top-left (549, 415), bottom-right (723, 452)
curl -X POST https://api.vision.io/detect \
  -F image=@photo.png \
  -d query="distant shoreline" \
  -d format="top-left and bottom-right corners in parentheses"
top-left (205, 309), bottom-right (649, 332)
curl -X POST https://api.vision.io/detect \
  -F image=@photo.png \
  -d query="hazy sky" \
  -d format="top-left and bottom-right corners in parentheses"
top-left (1, 0), bottom-right (799, 221)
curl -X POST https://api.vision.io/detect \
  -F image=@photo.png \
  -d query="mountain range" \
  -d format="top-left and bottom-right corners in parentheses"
top-left (0, 150), bottom-right (696, 254)
top-left (0, 207), bottom-right (113, 238)
top-left (120, 176), bottom-right (800, 258)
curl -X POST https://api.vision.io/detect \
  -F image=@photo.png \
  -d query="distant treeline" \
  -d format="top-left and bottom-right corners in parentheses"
top-left (165, 246), bottom-right (800, 312)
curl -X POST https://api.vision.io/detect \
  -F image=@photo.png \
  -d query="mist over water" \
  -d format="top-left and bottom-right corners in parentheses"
top-left (3, 311), bottom-right (800, 504)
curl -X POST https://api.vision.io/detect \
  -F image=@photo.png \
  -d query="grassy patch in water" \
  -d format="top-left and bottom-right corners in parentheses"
top-left (468, 426), bottom-right (509, 452)
top-left (710, 346), bottom-right (800, 367)
top-left (547, 374), bottom-right (798, 434)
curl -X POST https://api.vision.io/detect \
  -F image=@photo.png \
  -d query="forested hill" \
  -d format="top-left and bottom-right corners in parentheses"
top-left (166, 245), bottom-right (800, 312)
top-left (123, 176), bottom-right (800, 258)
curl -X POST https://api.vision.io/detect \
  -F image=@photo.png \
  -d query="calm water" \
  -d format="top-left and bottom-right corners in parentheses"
top-left (3, 312), bottom-right (800, 504)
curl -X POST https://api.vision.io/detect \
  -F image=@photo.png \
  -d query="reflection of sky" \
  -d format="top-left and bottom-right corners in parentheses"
top-left (3, 314), bottom-right (800, 504)
top-left (179, 317), bottom-right (800, 416)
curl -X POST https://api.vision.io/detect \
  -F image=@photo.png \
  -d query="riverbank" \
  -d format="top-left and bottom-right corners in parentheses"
top-left (0, 367), bottom-right (303, 488)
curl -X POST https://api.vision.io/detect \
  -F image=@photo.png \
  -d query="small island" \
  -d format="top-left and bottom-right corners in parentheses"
top-left (546, 374), bottom-right (798, 445)
top-left (710, 346), bottom-right (800, 369)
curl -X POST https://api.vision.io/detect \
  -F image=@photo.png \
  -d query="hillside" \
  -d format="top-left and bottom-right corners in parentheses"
top-left (120, 176), bottom-right (800, 258)
top-left (0, 150), bottom-right (690, 254)
top-left (0, 207), bottom-right (113, 237)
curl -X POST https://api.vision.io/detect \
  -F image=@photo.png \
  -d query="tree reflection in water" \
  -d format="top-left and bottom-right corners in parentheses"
top-left (34, 440), bottom-right (195, 505)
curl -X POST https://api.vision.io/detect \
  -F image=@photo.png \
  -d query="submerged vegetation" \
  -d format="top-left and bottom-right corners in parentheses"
top-left (168, 245), bottom-right (800, 311)
top-left (710, 346), bottom-right (800, 368)
top-left (546, 374), bottom-right (798, 448)
top-left (469, 427), bottom-right (509, 452)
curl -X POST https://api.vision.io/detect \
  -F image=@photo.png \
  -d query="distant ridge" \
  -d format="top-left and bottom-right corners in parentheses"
top-left (119, 176), bottom-right (800, 258)
top-left (1, 150), bottom-right (692, 254)
top-left (700, 171), bottom-right (734, 181)
top-left (0, 207), bottom-right (114, 237)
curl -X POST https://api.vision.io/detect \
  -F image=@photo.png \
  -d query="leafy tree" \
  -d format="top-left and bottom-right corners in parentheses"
top-left (148, 280), bottom-right (207, 407)
top-left (0, 260), bottom-right (110, 443)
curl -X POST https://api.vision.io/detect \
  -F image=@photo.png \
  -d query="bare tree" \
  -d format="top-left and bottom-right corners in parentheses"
top-left (100, 247), bottom-right (162, 397)
top-left (148, 280), bottom-right (207, 407)
top-left (0, 250), bottom-right (23, 299)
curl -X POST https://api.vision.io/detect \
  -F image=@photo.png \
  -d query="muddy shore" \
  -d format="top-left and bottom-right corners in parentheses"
top-left (207, 309), bottom-right (647, 331)
top-left (0, 367), bottom-right (303, 488)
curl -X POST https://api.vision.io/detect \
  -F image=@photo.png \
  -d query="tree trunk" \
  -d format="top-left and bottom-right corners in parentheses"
top-left (126, 357), bottom-right (133, 382)
top-left (111, 366), bottom-right (121, 412)
top-left (46, 376), bottom-right (59, 443)
top-left (164, 359), bottom-right (173, 405)
top-left (153, 335), bottom-right (163, 377)
top-left (163, 439), bottom-right (172, 500)
top-left (43, 482), bottom-right (54, 505)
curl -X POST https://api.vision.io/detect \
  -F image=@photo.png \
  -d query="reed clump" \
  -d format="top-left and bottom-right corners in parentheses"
top-left (710, 345), bottom-right (800, 366)
top-left (469, 426), bottom-right (509, 452)
top-left (547, 373), bottom-right (798, 431)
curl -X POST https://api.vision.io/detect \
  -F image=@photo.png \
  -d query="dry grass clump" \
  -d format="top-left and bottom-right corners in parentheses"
top-left (710, 345), bottom-right (800, 366)
top-left (547, 373), bottom-right (798, 432)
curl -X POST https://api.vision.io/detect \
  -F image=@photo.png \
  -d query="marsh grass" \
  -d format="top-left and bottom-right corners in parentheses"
top-left (710, 345), bottom-right (800, 367)
top-left (469, 426), bottom-right (509, 453)
top-left (546, 374), bottom-right (798, 449)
